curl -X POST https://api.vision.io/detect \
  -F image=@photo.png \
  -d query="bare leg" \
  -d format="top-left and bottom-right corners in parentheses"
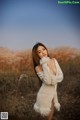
top-left (38, 100), bottom-right (55, 120)
top-left (48, 99), bottom-right (54, 120)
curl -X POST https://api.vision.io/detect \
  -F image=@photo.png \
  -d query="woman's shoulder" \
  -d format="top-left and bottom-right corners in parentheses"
top-left (51, 57), bottom-right (57, 61)
top-left (51, 58), bottom-right (58, 64)
top-left (35, 65), bottom-right (43, 73)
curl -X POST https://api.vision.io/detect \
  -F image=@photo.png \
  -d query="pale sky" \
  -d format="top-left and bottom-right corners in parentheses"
top-left (0, 0), bottom-right (80, 50)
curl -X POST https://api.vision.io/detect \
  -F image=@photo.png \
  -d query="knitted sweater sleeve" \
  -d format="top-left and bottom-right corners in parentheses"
top-left (51, 59), bottom-right (63, 84)
top-left (37, 63), bottom-right (57, 85)
top-left (37, 63), bottom-right (54, 85)
top-left (37, 57), bottom-right (63, 85)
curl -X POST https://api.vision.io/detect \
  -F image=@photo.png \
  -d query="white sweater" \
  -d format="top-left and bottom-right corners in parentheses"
top-left (34, 57), bottom-right (63, 116)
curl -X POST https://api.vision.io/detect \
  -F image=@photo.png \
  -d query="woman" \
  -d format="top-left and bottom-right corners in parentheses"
top-left (32, 42), bottom-right (63, 120)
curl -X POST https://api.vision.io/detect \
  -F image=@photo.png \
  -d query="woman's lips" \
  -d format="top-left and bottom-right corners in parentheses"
top-left (43, 54), bottom-right (47, 57)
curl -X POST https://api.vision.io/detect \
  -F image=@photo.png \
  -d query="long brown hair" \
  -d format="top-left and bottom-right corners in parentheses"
top-left (32, 42), bottom-right (49, 87)
top-left (32, 42), bottom-right (49, 68)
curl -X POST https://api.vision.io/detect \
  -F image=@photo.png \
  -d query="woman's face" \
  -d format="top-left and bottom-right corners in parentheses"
top-left (37, 45), bottom-right (48, 59)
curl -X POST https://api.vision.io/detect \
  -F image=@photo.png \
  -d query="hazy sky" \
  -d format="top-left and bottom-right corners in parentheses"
top-left (0, 0), bottom-right (80, 50)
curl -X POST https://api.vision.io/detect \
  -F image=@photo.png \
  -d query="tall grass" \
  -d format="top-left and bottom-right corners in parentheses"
top-left (0, 53), bottom-right (80, 120)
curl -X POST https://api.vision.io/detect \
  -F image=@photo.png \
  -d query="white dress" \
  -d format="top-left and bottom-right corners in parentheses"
top-left (34, 57), bottom-right (63, 116)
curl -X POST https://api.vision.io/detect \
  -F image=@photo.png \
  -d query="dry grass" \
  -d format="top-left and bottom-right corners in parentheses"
top-left (0, 47), bottom-right (80, 120)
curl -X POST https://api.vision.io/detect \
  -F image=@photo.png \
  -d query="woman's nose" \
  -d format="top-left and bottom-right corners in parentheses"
top-left (42, 51), bottom-right (44, 54)
top-left (42, 52), bottom-right (45, 55)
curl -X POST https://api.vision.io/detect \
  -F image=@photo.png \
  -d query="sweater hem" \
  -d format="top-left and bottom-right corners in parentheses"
top-left (34, 103), bottom-right (51, 116)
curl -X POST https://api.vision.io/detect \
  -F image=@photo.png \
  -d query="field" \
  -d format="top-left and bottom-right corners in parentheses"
top-left (0, 47), bottom-right (80, 120)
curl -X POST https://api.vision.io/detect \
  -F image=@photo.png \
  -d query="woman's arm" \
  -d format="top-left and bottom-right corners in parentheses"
top-left (54, 84), bottom-right (61, 111)
top-left (35, 57), bottom-right (57, 85)
top-left (35, 64), bottom-right (55, 85)
top-left (39, 57), bottom-right (63, 85)
top-left (51, 58), bottom-right (63, 83)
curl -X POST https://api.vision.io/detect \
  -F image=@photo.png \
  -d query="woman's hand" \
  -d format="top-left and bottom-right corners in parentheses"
top-left (40, 57), bottom-right (57, 75)
top-left (40, 57), bottom-right (50, 65)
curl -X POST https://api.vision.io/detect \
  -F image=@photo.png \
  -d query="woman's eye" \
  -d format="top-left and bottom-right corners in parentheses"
top-left (38, 51), bottom-right (41, 54)
top-left (43, 48), bottom-right (45, 51)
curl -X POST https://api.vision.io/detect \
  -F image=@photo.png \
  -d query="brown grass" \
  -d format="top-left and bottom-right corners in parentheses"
top-left (0, 47), bottom-right (80, 120)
